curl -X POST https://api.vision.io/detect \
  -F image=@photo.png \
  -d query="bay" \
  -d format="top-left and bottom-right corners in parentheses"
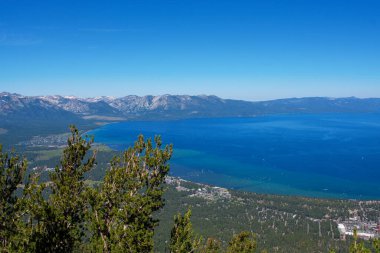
top-left (89, 113), bottom-right (380, 200)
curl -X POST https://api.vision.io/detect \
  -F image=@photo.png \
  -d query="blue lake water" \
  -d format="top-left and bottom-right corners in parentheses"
top-left (89, 114), bottom-right (380, 200)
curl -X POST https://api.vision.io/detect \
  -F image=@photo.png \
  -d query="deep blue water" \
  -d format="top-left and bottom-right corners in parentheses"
top-left (89, 113), bottom-right (380, 200)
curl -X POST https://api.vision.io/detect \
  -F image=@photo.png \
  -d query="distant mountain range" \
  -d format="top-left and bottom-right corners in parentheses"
top-left (1, 92), bottom-right (380, 145)
top-left (2, 92), bottom-right (380, 120)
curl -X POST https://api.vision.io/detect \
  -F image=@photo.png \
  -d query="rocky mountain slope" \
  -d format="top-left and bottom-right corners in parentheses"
top-left (2, 92), bottom-right (380, 146)
top-left (2, 92), bottom-right (380, 121)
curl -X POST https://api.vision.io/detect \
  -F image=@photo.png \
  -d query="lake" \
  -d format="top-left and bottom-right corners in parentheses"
top-left (89, 113), bottom-right (380, 200)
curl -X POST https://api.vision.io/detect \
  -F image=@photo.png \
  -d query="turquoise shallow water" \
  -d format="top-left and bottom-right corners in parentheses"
top-left (89, 113), bottom-right (380, 200)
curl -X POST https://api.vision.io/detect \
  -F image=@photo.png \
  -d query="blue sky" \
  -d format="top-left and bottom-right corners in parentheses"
top-left (0, 0), bottom-right (379, 100)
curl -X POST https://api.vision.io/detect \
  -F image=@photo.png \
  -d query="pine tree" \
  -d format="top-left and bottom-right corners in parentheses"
top-left (21, 126), bottom-right (96, 252)
top-left (349, 229), bottom-right (371, 253)
top-left (200, 238), bottom-right (221, 253)
top-left (0, 145), bottom-right (27, 250)
top-left (373, 239), bottom-right (380, 253)
top-left (88, 135), bottom-right (172, 252)
top-left (226, 231), bottom-right (256, 253)
top-left (169, 209), bottom-right (201, 253)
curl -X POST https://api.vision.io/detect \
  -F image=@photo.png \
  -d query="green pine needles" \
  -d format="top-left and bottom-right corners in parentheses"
top-left (0, 126), bottom-right (174, 253)
top-left (170, 209), bottom-right (201, 253)
top-left (20, 125), bottom-right (96, 252)
top-left (0, 145), bottom-right (27, 251)
top-left (87, 134), bottom-right (173, 252)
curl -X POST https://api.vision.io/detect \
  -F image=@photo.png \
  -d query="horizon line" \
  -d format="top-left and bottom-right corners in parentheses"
top-left (1, 91), bottom-right (380, 103)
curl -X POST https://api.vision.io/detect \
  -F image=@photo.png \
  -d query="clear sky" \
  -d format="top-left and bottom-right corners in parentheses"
top-left (0, 0), bottom-right (379, 100)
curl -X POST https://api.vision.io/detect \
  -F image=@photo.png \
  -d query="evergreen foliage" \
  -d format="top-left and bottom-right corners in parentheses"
top-left (349, 229), bottom-right (371, 253)
top-left (346, 229), bottom-right (380, 253)
top-left (87, 135), bottom-right (172, 252)
top-left (20, 125), bottom-right (96, 252)
top-left (169, 209), bottom-right (256, 253)
top-left (373, 239), bottom-right (380, 253)
top-left (200, 238), bottom-right (221, 253)
top-left (226, 231), bottom-right (256, 253)
top-left (169, 209), bottom-right (201, 253)
top-left (0, 145), bottom-right (27, 251)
